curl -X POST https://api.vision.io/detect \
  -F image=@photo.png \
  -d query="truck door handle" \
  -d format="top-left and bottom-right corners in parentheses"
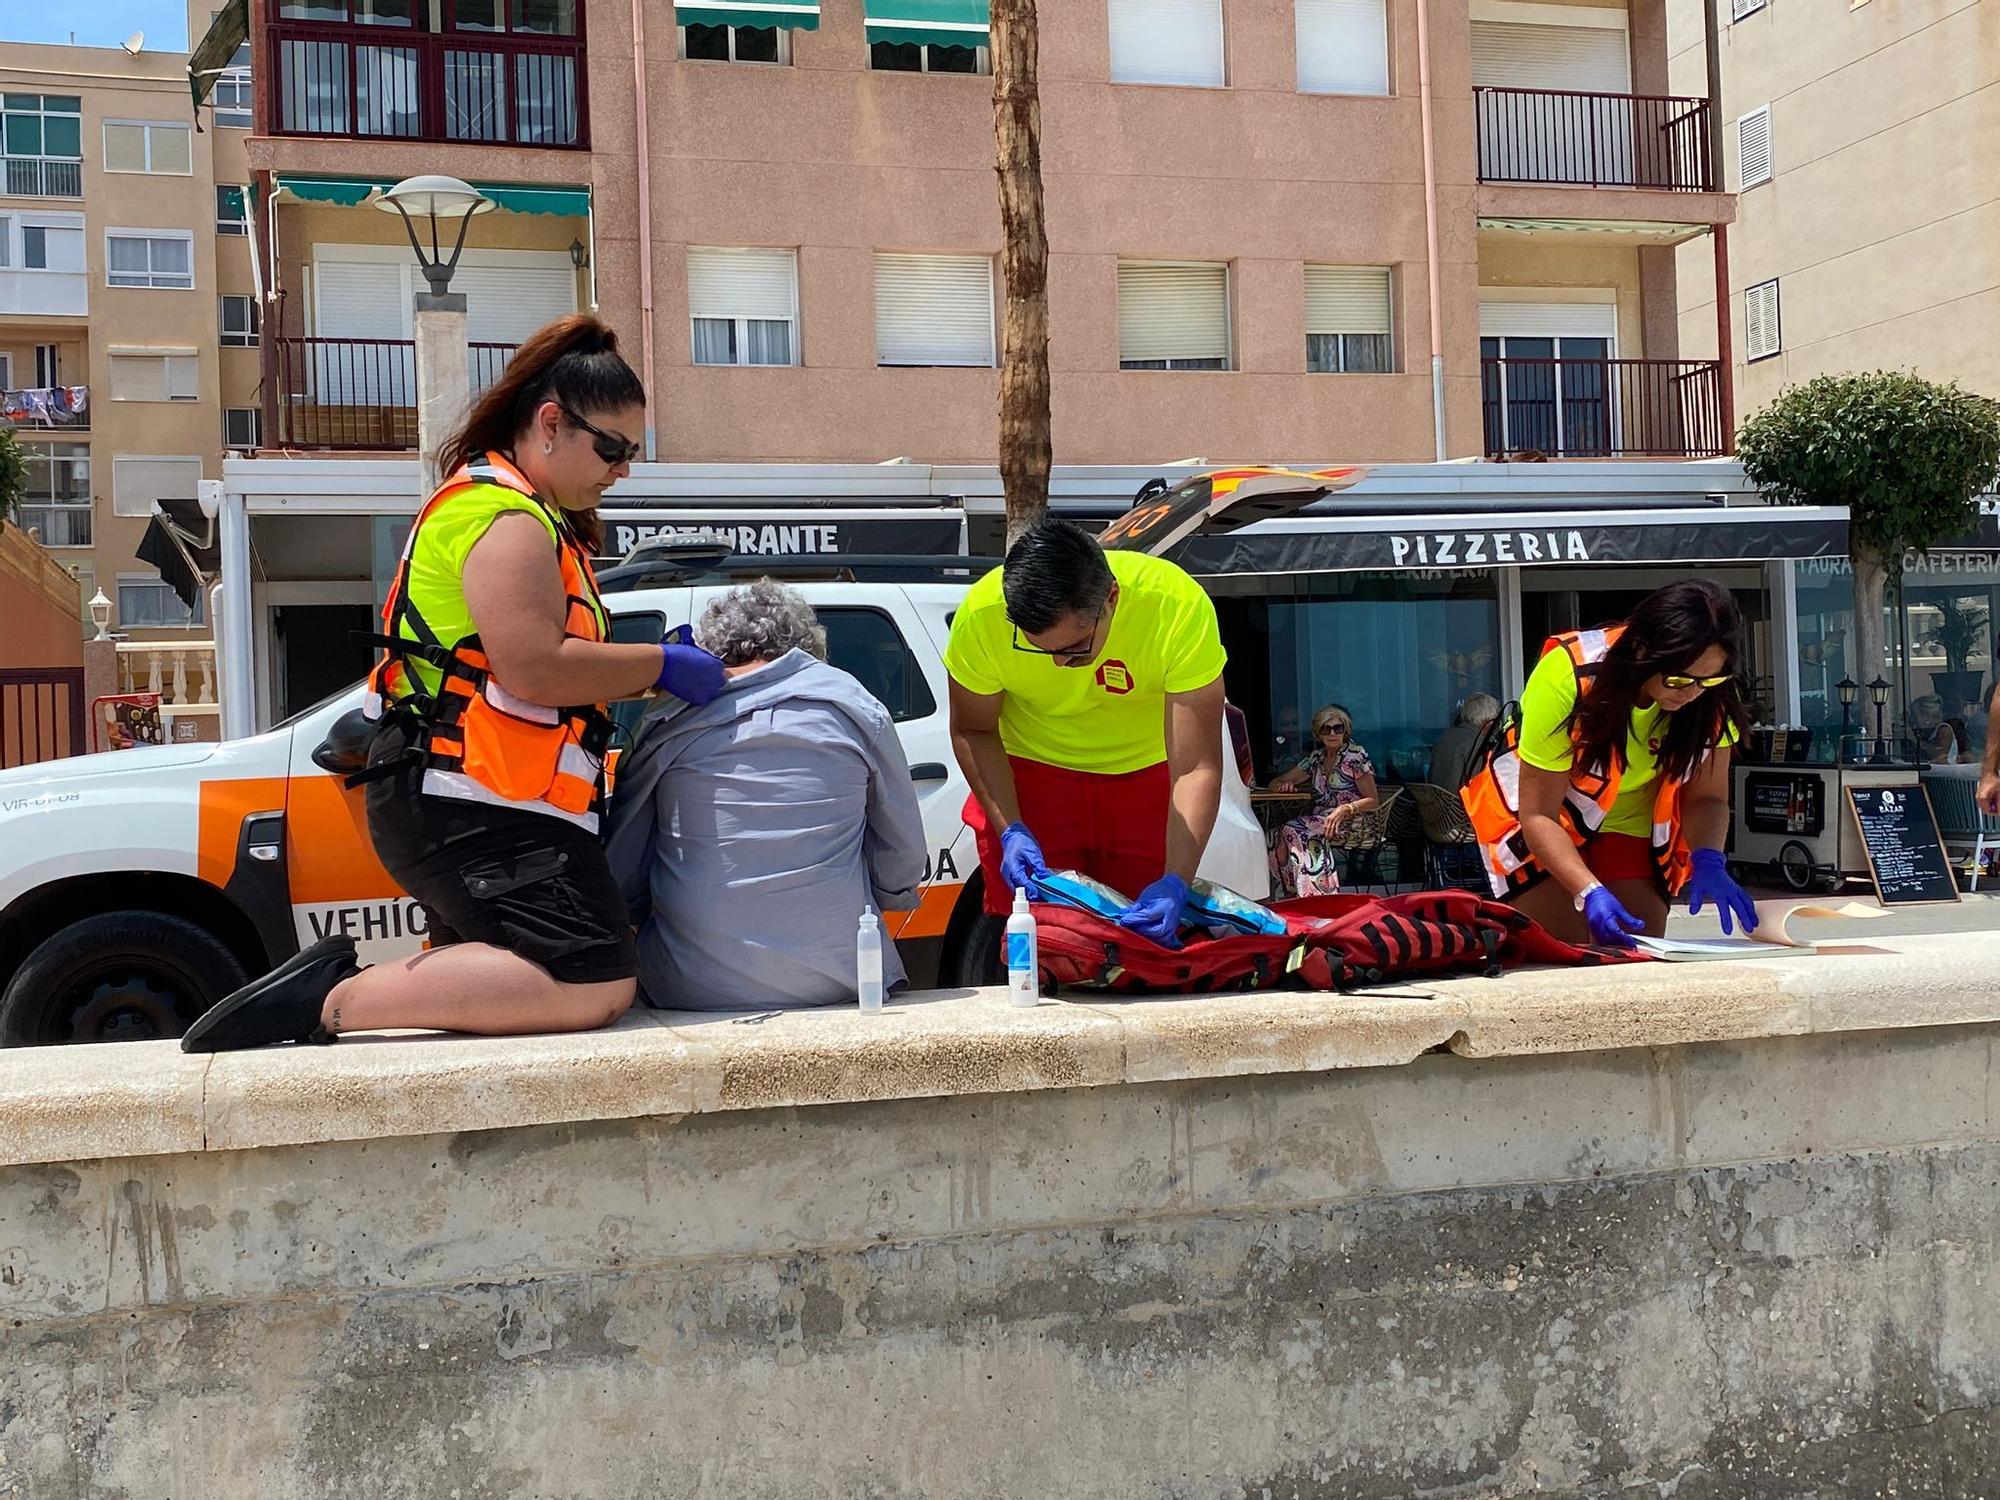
top-left (909, 762), bottom-right (949, 781)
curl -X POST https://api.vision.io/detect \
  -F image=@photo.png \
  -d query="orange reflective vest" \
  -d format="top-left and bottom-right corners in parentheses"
top-left (1462, 627), bottom-right (1695, 899)
top-left (364, 453), bottom-right (616, 831)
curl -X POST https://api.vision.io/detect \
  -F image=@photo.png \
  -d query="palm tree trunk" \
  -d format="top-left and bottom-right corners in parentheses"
top-left (991, 0), bottom-right (1051, 547)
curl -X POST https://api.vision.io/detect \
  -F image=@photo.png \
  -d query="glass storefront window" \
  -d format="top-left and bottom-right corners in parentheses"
top-left (1212, 570), bottom-right (1503, 784)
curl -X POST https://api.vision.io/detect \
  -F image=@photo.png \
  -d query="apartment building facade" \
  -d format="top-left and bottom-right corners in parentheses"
top-left (1668, 0), bottom-right (2000, 751)
top-left (0, 3), bottom-right (260, 641)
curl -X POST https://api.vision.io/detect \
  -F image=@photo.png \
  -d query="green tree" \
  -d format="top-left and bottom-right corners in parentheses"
top-left (1738, 372), bottom-right (2000, 693)
top-left (0, 426), bottom-right (26, 530)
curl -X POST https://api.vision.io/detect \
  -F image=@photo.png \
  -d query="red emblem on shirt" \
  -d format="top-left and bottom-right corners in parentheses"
top-left (1096, 660), bottom-right (1134, 695)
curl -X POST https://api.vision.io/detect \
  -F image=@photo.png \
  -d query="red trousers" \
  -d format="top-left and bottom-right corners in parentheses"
top-left (968, 756), bottom-right (1172, 914)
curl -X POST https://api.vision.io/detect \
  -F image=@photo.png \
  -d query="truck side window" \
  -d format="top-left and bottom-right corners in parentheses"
top-left (818, 608), bottom-right (936, 723)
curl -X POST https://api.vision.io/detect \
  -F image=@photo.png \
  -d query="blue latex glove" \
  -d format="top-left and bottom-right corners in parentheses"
top-left (1583, 884), bottom-right (1646, 950)
top-left (1118, 873), bottom-right (1191, 949)
top-left (1686, 848), bottom-right (1759, 935)
top-left (656, 642), bottom-right (726, 705)
top-left (999, 822), bottom-right (1050, 897)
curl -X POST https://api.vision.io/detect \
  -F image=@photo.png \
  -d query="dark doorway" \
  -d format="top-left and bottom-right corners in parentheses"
top-left (275, 605), bottom-right (373, 720)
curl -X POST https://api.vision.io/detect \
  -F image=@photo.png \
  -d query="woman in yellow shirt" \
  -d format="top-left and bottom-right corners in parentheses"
top-left (1467, 579), bottom-right (1756, 948)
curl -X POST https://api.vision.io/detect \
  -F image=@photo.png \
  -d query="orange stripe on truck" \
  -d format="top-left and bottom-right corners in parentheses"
top-left (196, 777), bottom-right (290, 887)
top-left (285, 775), bottom-right (401, 905)
top-left (884, 882), bottom-right (961, 941)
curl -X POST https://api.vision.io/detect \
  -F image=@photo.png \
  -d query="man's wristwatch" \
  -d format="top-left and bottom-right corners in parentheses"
top-left (1572, 880), bottom-right (1604, 913)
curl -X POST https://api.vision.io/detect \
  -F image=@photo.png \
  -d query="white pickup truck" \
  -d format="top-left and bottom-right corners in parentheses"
top-left (0, 559), bottom-right (1271, 1045)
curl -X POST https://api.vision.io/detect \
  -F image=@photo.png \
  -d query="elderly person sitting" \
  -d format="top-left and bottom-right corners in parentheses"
top-left (1266, 703), bottom-right (1380, 897)
top-left (1427, 692), bottom-right (1501, 790)
top-left (605, 580), bottom-right (927, 1010)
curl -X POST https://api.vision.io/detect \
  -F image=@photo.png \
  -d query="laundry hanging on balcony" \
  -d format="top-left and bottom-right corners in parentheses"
top-left (863, 0), bottom-right (988, 47)
top-left (1, 386), bottom-right (87, 427)
top-left (674, 0), bottom-right (822, 30)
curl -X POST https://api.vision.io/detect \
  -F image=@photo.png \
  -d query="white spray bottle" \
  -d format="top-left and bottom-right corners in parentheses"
top-left (856, 905), bottom-right (885, 1012)
top-left (1005, 887), bottom-right (1039, 1007)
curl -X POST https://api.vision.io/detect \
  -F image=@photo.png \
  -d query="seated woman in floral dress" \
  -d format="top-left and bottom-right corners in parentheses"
top-left (1267, 703), bottom-right (1381, 897)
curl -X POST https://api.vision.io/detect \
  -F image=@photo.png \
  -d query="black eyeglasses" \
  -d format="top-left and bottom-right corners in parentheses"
top-left (1010, 605), bottom-right (1105, 666)
top-left (561, 404), bottom-right (643, 466)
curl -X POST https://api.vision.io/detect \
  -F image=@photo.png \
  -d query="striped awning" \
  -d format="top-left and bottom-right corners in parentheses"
top-left (864, 0), bottom-right (988, 47)
top-left (674, 0), bottom-right (822, 30)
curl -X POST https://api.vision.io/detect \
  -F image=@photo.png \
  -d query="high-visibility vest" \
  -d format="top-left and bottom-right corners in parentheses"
top-left (1462, 626), bottom-right (1695, 899)
top-left (363, 452), bottom-right (616, 831)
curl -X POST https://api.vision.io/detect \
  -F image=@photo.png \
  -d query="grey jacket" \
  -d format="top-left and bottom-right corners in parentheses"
top-left (603, 650), bottom-right (927, 1011)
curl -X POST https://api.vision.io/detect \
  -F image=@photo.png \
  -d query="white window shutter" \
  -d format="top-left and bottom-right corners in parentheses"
top-left (112, 456), bottom-right (203, 519)
top-left (1108, 0), bottom-right (1225, 88)
top-left (688, 247), bottom-right (798, 322)
top-left (875, 254), bottom-right (994, 367)
top-left (167, 355), bottom-right (200, 400)
top-left (453, 264), bottom-right (577, 345)
top-left (314, 260), bottom-right (406, 338)
top-left (1469, 20), bottom-right (1631, 92)
top-left (1737, 105), bottom-right (1772, 188)
top-left (1477, 300), bottom-right (1618, 340)
top-left (1745, 280), bottom-right (1781, 360)
top-left (1305, 265), bottom-right (1392, 334)
top-left (1118, 261), bottom-right (1230, 364)
top-left (1295, 0), bottom-right (1388, 96)
top-left (109, 355), bottom-right (167, 402)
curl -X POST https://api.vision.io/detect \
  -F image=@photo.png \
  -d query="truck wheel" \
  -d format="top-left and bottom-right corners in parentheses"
top-left (946, 912), bottom-right (1005, 988)
top-left (0, 912), bottom-right (249, 1046)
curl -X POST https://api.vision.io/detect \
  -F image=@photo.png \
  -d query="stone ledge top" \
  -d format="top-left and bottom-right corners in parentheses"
top-left (5, 930), bottom-right (1999, 1168)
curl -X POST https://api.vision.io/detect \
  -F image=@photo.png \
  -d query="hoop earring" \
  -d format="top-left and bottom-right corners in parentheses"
top-left (542, 441), bottom-right (553, 454)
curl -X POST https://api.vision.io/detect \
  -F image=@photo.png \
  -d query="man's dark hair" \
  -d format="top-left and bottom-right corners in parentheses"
top-left (1002, 519), bottom-right (1116, 634)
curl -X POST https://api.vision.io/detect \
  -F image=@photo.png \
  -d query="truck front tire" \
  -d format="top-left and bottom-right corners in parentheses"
top-left (0, 912), bottom-right (250, 1046)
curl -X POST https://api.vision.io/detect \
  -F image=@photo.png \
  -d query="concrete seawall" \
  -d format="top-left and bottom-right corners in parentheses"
top-left (4, 935), bottom-right (2000, 1497)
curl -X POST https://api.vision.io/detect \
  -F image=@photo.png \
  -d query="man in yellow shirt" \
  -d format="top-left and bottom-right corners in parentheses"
top-left (945, 518), bottom-right (1227, 947)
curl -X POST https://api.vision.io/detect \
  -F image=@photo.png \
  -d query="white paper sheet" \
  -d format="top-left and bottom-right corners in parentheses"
top-left (1633, 899), bottom-right (1886, 961)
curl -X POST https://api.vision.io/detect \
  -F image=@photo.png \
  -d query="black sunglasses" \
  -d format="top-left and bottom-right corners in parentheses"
top-left (1010, 604), bottom-right (1105, 665)
top-left (561, 404), bottom-right (643, 466)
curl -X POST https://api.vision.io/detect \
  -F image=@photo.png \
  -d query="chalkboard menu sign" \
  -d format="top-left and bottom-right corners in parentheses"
top-left (1846, 785), bottom-right (1960, 906)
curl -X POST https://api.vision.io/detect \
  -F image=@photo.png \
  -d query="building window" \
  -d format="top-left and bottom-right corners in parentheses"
top-left (9, 215), bottom-right (85, 272)
top-left (679, 24), bottom-right (790, 63)
top-left (687, 247), bottom-right (800, 367)
top-left (1108, 0), bottom-right (1224, 88)
top-left (103, 121), bottom-right (195, 175)
top-left (217, 185), bottom-right (250, 235)
top-left (109, 353), bottom-right (200, 402)
top-left (106, 232), bottom-right (194, 290)
top-left (1730, 0), bottom-right (1766, 18)
top-left (1295, 0), bottom-right (1388, 95)
top-left (1, 94), bottom-right (83, 197)
top-left (875, 253), bottom-right (995, 367)
top-left (111, 456), bottom-right (204, 520)
top-left (1305, 265), bottom-right (1394, 372)
top-left (18, 442), bottom-right (90, 549)
top-left (1745, 279), bottom-right (1781, 362)
top-left (118, 574), bottom-right (208, 630)
top-left (221, 295), bottom-right (261, 347)
top-left (870, 41), bottom-right (986, 73)
top-left (1118, 260), bottom-right (1231, 370)
top-left (1737, 105), bottom-right (1772, 189)
top-left (452, 0), bottom-right (579, 34)
top-left (225, 407), bottom-right (263, 449)
top-left (212, 37), bottom-right (254, 129)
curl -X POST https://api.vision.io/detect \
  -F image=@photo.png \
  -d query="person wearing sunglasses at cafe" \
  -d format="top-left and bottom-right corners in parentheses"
top-left (183, 316), bottom-right (727, 1051)
top-left (944, 517), bottom-right (1227, 948)
top-left (1463, 579), bottom-right (1758, 949)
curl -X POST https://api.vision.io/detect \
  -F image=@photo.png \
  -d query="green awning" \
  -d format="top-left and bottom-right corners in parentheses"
top-left (674, 0), bottom-right (821, 30)
top-left (864, 0), bottom-right (987, 47)
top-left (188, 0), bottom-right (247, 112)
top-left (274, 175), bottom-right (590, 218)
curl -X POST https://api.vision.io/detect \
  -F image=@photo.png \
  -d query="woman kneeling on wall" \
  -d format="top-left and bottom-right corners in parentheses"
top-left (1463, 578), bottom-right (1759, 950)
top-left (183, 316), bottom-right (726, 1052)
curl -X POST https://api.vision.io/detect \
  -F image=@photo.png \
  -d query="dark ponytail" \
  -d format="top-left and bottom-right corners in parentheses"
top-left (440, 314), bottom-right (646, 555)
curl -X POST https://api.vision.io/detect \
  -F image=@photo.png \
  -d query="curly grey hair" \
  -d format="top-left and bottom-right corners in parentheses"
top-left (694, 579), bottom-right (827, 667)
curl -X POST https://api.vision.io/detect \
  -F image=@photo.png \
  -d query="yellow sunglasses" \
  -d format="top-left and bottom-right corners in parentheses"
top-left (1660, 672), bottom-right (1732, 690)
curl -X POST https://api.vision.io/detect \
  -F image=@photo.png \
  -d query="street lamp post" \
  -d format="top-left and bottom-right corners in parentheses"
top-left (374, 176), bottom-right (493, 492)
top-left (1836, 676), bottom-right (1858, 764)
top-left (1867, 675), bottom-right (1893, 764)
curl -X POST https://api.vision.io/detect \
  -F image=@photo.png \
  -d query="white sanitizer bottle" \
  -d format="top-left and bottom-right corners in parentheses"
top-left (1006, 887), bottom-right (1039, 1007)
top-left (856, 906), bottom-right (885, 1012)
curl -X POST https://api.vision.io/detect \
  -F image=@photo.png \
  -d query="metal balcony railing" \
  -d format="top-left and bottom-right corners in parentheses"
top-left (1474, 88), bottom-right (1715, 192)
top-left (270, 20), bottom-right (587, 148)
top-left (1, 156), bottom-right (84, 197)
top-left (1481, 357), bottom-right (1726, 459)
top-left (17, 505), bottom-right (91, 548)
top-left (275, 336), bottom-right (518, 451)
top-left (2, 386), bottom-right (89, 431)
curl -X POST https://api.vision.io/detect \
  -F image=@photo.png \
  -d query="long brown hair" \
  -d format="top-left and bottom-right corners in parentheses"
top-left (1570, 579), bottom-right (1748, 784)
top-left (439, 314), bottom-right (645, 555)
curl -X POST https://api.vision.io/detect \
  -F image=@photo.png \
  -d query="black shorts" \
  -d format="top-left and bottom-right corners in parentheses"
top-left (363, 720), bottom-right (638, 985)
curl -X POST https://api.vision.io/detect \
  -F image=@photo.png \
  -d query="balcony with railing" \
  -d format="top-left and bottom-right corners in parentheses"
top-left (2, 156), bottom-right (83, 198)
top-left (269, 15), bottom-right (588, 148)
top-left (1475, 89), bottom-right (1715, 192)
top-left (1481, 356), bottom-right (1726, 460)
top-left (17, 504), bottom-right (91, 548)
top-left (275, 336), bottom-right (517, 450)
top-left (2, 385), bottom-right (88, 432)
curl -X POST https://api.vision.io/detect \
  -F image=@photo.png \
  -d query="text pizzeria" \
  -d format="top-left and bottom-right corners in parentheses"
top-left (1388, 530), bottom-right (1592, 567)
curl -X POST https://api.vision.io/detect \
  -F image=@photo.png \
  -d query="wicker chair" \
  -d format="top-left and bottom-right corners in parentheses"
top-left (1409, 782), bottom-right (1487, 891)
top-left (1328, 786), bottom-right (1404, 893)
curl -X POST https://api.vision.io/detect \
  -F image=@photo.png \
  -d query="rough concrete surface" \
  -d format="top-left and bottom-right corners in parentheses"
top-left (4, 1019), bottom-right (1998, 1498)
